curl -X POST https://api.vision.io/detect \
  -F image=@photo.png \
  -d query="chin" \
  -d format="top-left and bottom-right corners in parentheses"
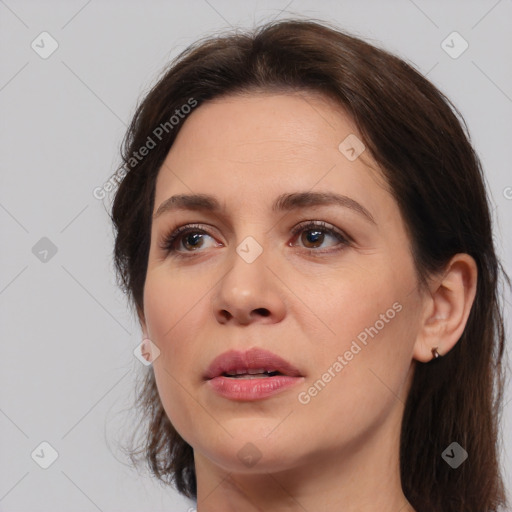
top-left (206, 444), bottom-right (303, 475)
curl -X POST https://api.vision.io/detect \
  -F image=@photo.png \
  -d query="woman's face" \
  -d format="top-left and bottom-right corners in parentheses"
top-left (141, 91), bottom-right (426, 474)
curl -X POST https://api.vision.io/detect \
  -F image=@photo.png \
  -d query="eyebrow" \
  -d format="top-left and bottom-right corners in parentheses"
top-left (153, 191), bottom-right (376, 224)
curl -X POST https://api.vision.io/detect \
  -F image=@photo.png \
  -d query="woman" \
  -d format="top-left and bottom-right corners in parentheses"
top-left (111, 18), bottom-right (509, 512)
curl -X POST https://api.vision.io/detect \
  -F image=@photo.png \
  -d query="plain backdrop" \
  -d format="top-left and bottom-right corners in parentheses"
top-left (1, 1), bottom-right (511, 511)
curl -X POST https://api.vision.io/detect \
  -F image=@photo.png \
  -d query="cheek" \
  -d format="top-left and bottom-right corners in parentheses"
top-left (293, 308), bottom-right (413, 452)
top-left (307, 260), bottom-right (400, 345)
top-left (298, 264), bottom-right (416, 412)
top-left (143, 269), bottom-right (212, 439)
top-left (143, 273), bottom-right (190, 381)
top-left (143, 265), bottom-right (205, 340)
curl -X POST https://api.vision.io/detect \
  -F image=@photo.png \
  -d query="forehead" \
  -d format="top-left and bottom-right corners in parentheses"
top-left (153, 91), bottom-right (389, 216)
top-left (164, 91), bottom-right (357, 162)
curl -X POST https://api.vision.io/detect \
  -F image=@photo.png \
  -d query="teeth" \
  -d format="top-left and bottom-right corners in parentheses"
top-left (224, 369), bottom-right (279, 377)
top-left (247, 368), bottom-right (267, 375)
top-left (225, 368), bottom-right (267, 376)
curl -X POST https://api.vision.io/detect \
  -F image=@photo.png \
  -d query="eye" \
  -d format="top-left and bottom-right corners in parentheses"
top-left (289, 220), bottom-right (350, 253)
top-left (159, 220), bottom-right (351, 259)
top-left (159, 223), bottom-right (220, 256)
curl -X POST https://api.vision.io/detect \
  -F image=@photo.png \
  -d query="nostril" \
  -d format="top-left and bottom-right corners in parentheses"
top-left (254, 308), bottom-right (270, 317)
top-left (220, 310), bottom-right (232, 321)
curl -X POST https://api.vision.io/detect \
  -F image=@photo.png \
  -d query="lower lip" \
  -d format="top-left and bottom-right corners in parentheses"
top-left (206, 375), bottom-right (303, 401)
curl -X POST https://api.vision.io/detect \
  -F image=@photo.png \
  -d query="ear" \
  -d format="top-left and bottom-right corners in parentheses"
top-left (413, 253), bottom-right (478, 362)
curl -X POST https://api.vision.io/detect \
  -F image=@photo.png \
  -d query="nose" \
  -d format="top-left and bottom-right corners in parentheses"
top-left (211, 245), bottom-right (286, 325)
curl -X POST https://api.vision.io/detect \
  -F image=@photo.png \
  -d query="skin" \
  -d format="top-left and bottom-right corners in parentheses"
top-left (139, 91), bottom-right (477, 512)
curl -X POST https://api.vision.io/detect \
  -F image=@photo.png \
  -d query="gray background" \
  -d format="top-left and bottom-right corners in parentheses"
top-left (1, 0), bottom-right (511, 511)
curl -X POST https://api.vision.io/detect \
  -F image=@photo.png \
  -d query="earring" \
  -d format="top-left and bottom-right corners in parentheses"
top-left (431, 346), bottom-right (441, 360)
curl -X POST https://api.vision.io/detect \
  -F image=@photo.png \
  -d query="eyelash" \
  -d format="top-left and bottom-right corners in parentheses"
top-left (159, 221), bottom-right (351, 258)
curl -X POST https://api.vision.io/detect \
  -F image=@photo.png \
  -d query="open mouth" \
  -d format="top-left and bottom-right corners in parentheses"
top-left (222, 369), bottom-right (282, 379)
top-left (205, 350), bottom-right (303, 400)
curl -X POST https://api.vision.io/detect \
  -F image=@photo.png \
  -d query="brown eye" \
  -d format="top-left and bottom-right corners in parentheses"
top-left (160, 224), bottom-right (219, 255)
top-left (180, 232), bottom-right (206, 251)
top-left (300, 229), bottom-right (326, 248)
top-left (291, 221), bottom-right (350, 252)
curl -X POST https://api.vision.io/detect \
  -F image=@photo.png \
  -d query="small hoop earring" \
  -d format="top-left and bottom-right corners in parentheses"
top-left (431, 346), bottom-right (441, 360)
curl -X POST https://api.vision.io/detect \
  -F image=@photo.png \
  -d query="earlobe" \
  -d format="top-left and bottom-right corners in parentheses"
top-left (413, 253), bottom-right (478, 363)
top-left (431, 346), bottom-right (441, 359)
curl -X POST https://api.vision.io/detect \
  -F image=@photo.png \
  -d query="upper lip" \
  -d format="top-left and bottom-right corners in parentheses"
top-left (204, 347), bottom-right (302, 380)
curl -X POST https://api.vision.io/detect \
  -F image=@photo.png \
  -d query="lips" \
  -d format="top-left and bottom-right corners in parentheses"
top-left (204, 347), bottom-right (304, 401)
top-left (204, 347), bottom-right (302, 380)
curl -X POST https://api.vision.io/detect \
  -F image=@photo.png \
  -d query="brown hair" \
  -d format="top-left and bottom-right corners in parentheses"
top-left (110, 18), bottom-right (510, 512)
